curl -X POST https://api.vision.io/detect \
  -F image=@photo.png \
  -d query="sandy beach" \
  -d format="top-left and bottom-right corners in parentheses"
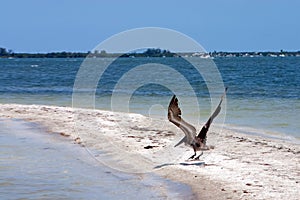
top-left (0, 104), bottom-right (299, 199)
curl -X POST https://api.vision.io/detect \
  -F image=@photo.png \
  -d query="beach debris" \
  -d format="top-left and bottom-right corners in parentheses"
top-left (60, 132), bottom-right (70, 137)
top-left (144, 145), bottom-right (158, 149)
top-left (168, 87), bottom-right (227, 160)
top-left (74, 137), bottom-right (81, 144)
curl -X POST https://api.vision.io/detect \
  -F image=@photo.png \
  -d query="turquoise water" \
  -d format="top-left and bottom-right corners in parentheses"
top-left (0, 57), bottom-right (299, 139)
top-left (0, 119), bottom-right (193, 199)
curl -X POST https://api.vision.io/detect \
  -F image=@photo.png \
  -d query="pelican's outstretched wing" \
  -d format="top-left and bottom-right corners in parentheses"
top-left (168, 95), bottom-right (196, 146)
top-left (197, 87), bottom-right (228, 142)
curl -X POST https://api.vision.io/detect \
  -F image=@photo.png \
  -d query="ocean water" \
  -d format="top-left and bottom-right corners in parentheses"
top-left (0, 57), bottom-right (299, 140)
top-left (0, 119), bottom-right (193, 199)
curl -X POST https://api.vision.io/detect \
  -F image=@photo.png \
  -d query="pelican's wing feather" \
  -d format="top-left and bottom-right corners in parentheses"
top-left (197, 87), bottom-right (227, 141)
top-left (168, 95), bottom-right (196, 145)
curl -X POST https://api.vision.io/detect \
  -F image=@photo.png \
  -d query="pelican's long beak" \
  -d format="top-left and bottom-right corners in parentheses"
top-left (174, 136), bottom-right (187, 147)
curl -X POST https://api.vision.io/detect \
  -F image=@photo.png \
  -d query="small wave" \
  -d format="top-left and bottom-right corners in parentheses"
top-left (222, 123), bottom-right (300, 144)
top-left (0, 86), bottom-right (73, 94)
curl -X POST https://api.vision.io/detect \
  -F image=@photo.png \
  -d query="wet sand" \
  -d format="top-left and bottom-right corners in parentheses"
top-left (1, 104), bottom-right (299, 199)
top-left (0, 119), bottom-right (193, 199)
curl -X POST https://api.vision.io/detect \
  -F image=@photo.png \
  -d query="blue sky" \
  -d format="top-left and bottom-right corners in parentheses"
top-left (1, 0), bottom-right (299, 53)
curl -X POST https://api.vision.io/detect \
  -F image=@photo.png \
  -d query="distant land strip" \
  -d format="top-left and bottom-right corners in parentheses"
top-left (1, 47), bottom-right (300, 58)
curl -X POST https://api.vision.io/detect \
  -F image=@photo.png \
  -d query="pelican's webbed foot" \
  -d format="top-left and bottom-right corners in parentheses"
top-left (194, 152), bottom-right (203, 160)
top-left (189, 153), bottom-right (196, 160)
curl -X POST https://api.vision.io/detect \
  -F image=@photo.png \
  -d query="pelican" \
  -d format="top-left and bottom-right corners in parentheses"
top-left (168, 88), bottom-right (227, 160)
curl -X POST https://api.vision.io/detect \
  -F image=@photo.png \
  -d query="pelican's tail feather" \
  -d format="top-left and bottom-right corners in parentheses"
top-left (174, 136), bottom-right (187, 147)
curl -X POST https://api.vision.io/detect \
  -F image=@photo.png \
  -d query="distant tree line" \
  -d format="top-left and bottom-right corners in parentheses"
top-left (0, 47), bottom-right (14, 57)
top-left (1, 47), bottom-right (300, 58)
top-left (0, 47), bottom-right (176, 58)
top-left (0, 48), bottom-right (88, 58)
top-left (121, 48), bottom-right (176, 57)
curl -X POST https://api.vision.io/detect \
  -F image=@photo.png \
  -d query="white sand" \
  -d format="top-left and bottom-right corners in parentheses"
top-left (1, 104), bottom-right (299, 199)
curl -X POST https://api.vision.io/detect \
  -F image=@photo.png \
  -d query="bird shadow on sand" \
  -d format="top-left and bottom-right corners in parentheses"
top-left (154, 161), bottom-right (205, 169)
top-left (154, 163), bottom-right (176, 169)
top-left (179, 161), bottom-right (205, 166)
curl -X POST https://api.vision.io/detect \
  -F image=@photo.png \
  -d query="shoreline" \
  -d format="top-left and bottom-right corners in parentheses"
top-left (1, 119), bottom-right (193, 199)
top-left (221, 124), bottom-right (300, 145)
top-left (0, 103), bottom-right (299, 199)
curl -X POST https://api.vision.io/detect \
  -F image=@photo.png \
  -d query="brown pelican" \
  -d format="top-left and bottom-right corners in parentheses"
top-left (168, 88), bottom-right (227, 160)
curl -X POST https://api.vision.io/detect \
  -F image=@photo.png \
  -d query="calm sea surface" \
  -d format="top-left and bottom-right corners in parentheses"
top-left (0, 57), bottom-right (299, 139)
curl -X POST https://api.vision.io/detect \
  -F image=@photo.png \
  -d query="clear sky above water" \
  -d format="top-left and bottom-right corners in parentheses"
top-left (0, 0), bottom-right (299, 53)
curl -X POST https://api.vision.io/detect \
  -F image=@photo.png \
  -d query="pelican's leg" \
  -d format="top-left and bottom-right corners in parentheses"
top-left (189, 153), bottom-right (196, 160)
top-left (189, 145), bottom-right (197, 160)
top-left (195, 151), bottom-right (203, 160)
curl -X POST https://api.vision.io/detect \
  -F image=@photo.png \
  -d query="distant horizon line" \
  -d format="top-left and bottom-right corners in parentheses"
top-left (1, 48), bottom-right (300, 58)
top-left (2, 49), bottom-right (300, 54)
top-left (1, 45), bottom-right (300, 54)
